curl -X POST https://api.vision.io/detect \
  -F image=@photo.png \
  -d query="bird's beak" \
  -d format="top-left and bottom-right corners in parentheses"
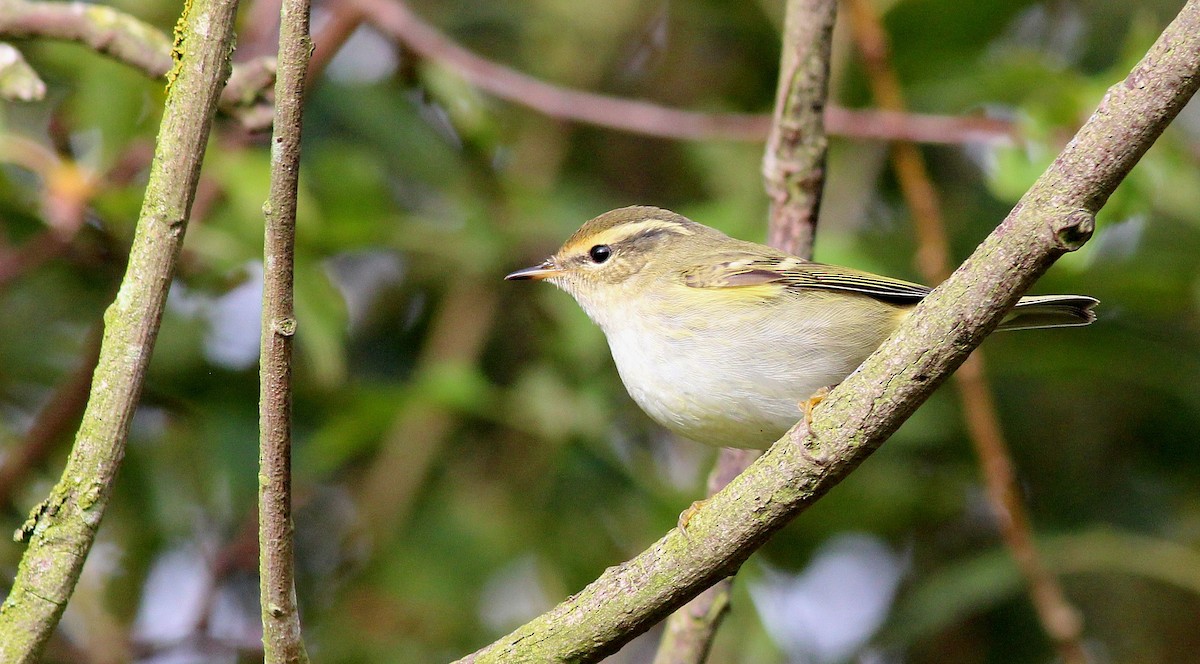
top-left (505, 259), bottom-right (561, 281)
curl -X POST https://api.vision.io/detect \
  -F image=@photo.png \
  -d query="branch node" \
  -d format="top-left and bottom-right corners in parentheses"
top-left (1052, 209), bottom-right (1096, 251)
top-left (272, 317), bottom-right (297, 337)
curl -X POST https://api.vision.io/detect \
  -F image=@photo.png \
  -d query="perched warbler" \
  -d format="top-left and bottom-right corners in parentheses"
top-left (507, 206), bottom-right (1097, 449)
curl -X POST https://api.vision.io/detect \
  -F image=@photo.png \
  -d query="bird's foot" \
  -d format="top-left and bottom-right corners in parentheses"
top-left (795, 386), bottom-right (833, 465)
top-left (798, 386), bottom-right (831, 426)
top-left (677, 498), bottom-right (709, 534)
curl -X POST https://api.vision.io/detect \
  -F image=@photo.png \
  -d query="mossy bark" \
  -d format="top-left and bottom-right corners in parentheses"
top-left (456, 2), bottom-right (1200, 662)
top-left (0, 0), bottom-right (240, 660)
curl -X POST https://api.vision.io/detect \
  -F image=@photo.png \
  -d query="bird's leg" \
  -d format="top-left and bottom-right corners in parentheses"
top-left (677, 498), bottom-right (707, 534)
top-left (799, 386), bottom-right (831, 426)
top-left (795, 385), bottom-right (833, 465)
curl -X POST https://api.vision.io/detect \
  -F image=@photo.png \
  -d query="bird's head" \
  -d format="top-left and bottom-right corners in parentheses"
top-left (506, 206), bottom-right (726, 324)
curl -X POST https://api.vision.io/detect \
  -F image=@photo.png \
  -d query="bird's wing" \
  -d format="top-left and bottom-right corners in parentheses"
top-left (683, 255), bottom-right (930, 304)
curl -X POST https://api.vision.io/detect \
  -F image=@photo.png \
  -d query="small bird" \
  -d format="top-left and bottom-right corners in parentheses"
top-left (507, 206), bottom-right (1097, 449)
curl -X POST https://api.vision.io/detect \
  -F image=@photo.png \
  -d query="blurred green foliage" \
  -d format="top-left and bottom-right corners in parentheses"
top-left (1, 0), bottom-right (1199, 662)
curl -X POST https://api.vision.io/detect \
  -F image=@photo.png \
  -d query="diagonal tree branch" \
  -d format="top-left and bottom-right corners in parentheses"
top-left (0, 0), bottom-right (241, 661)
top-left (0, 0), bottom-right (1015, 145)
top-left (843, 0), bottom-right (1087, 660)
top-left (454, 2), bottom-right (1200, 661)
top-left (258, 0), bottom-right (312, 661)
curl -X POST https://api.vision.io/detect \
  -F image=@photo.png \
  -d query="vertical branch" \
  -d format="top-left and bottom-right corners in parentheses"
top-left (652, 448), bottom-right (759, 664)
top-left (258, 0), bottom-right (312, 661)
top-left (655, 2), bottom-right (839, 662)
top-left (842, 1), bottom-right (1087, 661)
top-left (0, 0), bottom-right (241, 660)
top-left (763, 0), bottom-right (839, 257)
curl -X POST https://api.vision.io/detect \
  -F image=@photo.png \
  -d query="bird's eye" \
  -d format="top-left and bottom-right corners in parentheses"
top-left (588, 244), bottom-right (612, 263)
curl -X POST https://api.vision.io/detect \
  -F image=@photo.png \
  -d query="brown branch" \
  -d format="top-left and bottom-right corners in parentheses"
top-left (258, 0), bottom-right (312, 660)
top-left (652, 447), bottom-right (759, 664)
top-left (347, 0), bottom-right (1011, 146)
top-left (0, 0), bottom-right (1013, 144)
top-left (0, 326), bottom-right (101, 509)
top-left (0, 0), bottom-right (241, 660)
top-left (455, 3), bottom-right (1200, 660)
top-left (764, 0), bottom-right (838, 258)
top-left (308, 4), bottom-right (364, 83)
top-left (843, 2), bottom-right (1088, 660)
top-left (0, 0), bottom-right (274, 111)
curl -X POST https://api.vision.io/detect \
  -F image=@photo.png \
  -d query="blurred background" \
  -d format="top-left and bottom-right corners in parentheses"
top-left (2, 0), bottom-right (1199, 662)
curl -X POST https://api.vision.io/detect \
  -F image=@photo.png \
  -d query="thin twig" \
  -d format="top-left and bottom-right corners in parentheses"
top-left (0, 0), bottom-right (274, 110)
top-left (842, 2), bottom-right (1088, 659)
top-left (0, 0), bottom-right (241, 660)
top-left (454, 3), bottom-right (1200, 660)
top-left (0, 326), bottom-right (101, 509)
top-left (347, 0), bottom-right (1011, 146)
top-left (308, 4), bottom-right (364, 83)
top-left (0, 0), bottom-right (1013, 144)
top-left (259, 0), bottom-right (312, 660)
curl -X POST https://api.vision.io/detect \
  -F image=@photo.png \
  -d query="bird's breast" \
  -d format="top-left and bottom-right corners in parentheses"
top-left (600, 307), bottom-right (840, 448)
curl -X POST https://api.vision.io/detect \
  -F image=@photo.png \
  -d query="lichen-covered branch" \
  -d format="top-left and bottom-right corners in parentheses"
top-left (258, 0), bottom-right (312, 661)
top-left (454, 3), bottom-right (1200, 661)
top-left (762, 0), bottom-right (838, 257)
top-left (843, 0), bottom-right (1087, 660)
top-left (0, 0), bottom-right (272, 111)
top-left (652, 450), bottom-right (757, 664)
top-left (0, 0), bottom-right (241, 661)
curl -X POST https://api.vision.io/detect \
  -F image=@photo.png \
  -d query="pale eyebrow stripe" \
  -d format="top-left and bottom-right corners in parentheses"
top-left (572, 219), bottom-right (693, 249)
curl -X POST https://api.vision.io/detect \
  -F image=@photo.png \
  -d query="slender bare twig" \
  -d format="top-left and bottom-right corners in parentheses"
top-left (259, 0), bottom-right (312, 660)
top-left (308, 4), bottom-right (364, 83)
top-left (842, 2), bottom-right (1088, 659)
top-left (0, 0), bottom-right (241, 660)
top-left (0, 0), bottom-right (1012, 144)
top-left (346, 0), bottom-right (1010, 145)
top-left (0, 0), bottom-right (273, 110)
top-left (454, 3), bottom-right (1200, 660)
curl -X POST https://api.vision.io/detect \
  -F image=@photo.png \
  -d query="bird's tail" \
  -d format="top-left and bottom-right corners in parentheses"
top-left (998, 295), bottom-right (1099, 331)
